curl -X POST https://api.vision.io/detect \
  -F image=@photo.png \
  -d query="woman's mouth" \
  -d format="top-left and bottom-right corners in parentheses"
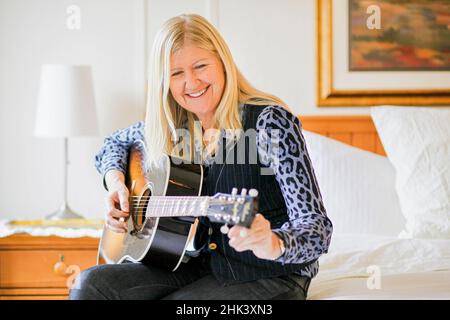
top-left (185, 85), bottom-right (210, 98)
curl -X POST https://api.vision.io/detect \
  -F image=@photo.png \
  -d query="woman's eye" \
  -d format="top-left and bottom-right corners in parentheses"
top-left (171, 64), bottom-right (206, 77)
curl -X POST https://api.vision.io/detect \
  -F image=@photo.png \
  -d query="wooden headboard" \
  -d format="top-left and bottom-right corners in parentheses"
top-left (298, 115), bottom-right (386, 156)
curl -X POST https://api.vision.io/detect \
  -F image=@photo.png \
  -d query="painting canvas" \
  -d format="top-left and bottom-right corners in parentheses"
top-left (349, 0), bottom-right (450, 71)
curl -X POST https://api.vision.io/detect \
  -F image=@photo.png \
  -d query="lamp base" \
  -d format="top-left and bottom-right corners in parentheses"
top-left (45, 203), bottom-right (84, 220)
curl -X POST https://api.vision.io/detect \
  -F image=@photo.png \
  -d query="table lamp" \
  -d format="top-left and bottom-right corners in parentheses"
top-left (35, 64), bottom-right (99, 220)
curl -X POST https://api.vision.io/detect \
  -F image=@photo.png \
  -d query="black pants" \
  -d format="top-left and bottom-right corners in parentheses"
top-left (69, 256), bottom-right (310, 300)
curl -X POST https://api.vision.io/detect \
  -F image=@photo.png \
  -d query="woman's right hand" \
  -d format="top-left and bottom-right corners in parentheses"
top-left (104, 170), bottom-right (130, 233)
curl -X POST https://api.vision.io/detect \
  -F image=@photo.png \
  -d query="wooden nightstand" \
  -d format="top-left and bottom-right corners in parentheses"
top-left (0, 235), bottom-right (99, 300)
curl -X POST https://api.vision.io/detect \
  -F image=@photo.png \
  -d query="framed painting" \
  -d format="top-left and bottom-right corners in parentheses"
top-left (349, 0), bottom-right (450, 71)
top-left (316, 0), bottom-right (450, 106)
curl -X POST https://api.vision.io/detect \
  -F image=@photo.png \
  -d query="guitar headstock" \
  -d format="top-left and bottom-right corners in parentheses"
top-left (206, 188), bottom-right (259, 228)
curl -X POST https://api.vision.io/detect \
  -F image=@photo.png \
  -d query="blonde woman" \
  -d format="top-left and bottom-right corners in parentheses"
top-left (70, 14), bottom-right (332, 300)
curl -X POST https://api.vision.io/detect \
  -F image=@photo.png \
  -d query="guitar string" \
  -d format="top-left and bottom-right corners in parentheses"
top-left (129, 198), bottom-right (234, 202)
top-left (128, 205), bottom-right (230, 208)
top-left (128, 198), bottom-right (231, 203)
top-left (124, 202), bottom-right (225, 209)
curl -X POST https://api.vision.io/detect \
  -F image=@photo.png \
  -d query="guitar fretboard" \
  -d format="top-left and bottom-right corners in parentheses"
top-left (133, 196), bottom-right (211, 218)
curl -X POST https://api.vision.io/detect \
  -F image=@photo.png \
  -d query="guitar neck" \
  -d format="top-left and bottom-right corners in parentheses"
top-left (135, 196), bottom-right (210, 218)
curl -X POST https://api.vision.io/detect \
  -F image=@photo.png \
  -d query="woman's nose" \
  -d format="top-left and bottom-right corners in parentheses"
top-left (184, 70), bottom-right (201, 90)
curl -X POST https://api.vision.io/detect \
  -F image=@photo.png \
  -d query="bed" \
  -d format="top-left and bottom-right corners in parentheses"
top-left (307, 234), bottom-right (450, 300)
top-left (298, 109), bottom-right (450, 300)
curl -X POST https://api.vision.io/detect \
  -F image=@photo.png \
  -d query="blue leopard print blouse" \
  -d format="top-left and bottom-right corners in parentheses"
top-left (94, 105), bottom-right (333, 278)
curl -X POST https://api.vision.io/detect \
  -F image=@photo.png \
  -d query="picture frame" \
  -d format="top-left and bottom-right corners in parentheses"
top-left (316, 0), bottom-right (450, 106)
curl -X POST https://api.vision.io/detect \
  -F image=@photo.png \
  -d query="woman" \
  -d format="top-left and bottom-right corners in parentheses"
top-left (69, 14), bottom-right (332, 300)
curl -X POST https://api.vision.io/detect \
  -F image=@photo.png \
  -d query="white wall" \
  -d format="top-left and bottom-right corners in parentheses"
top-left (0, 0), bottom-right (434, 220)
top-left (0, 0), bottom-right (146, 219)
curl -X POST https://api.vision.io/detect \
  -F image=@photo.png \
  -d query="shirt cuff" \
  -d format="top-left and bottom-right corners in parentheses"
top-left (272, 229), bottom-right (289, 264)
top-left (101, 166), bottom-right (126, 191)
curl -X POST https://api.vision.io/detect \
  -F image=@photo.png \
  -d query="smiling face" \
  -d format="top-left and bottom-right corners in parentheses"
top-left (169, 44), bottom-right (225, 128)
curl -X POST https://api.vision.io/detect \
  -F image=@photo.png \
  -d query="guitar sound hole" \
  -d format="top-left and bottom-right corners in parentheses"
top-left (133, 189), bottom-right (151, 231)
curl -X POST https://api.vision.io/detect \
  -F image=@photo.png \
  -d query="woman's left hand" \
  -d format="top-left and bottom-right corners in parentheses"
top-left (228, 213), bottom-right (283, 260)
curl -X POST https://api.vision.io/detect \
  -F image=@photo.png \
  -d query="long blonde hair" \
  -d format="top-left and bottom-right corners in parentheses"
top-left (144, 13), bottom-right (289, 167)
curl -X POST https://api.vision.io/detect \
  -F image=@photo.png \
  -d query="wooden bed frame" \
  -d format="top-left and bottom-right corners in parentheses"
top-left (298, 115), bottom-right (386, 156)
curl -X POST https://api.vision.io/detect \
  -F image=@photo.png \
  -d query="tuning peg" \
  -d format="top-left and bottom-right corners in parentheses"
top-left (240, 188), bottom-right (247, 196)
top-left (220, 224), bottom-right (230, 234)
top-left (249, 189), bottom-right (259, 197)
top-left (229, 187), bottom-right (238, 202)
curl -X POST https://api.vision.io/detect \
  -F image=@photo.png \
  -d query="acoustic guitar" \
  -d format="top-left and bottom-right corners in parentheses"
top-left (97, 140), bottom-right (259, 271)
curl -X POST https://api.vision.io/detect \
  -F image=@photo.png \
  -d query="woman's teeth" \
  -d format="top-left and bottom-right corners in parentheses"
top-left (186, 86), bottom-right (208, 98)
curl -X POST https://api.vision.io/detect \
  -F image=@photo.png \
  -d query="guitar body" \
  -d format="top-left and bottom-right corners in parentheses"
top-left (98, 140), bottom-right (203, 271)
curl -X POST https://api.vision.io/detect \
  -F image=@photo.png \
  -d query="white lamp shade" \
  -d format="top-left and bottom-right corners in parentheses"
top-left (35, 64), bottom-right (99, 137)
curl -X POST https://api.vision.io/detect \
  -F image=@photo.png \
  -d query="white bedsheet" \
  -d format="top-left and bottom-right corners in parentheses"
top-left (308, 234), bottom-right (450, 300)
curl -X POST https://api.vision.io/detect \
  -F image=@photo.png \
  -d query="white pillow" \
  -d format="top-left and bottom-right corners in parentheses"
top-left (303, 130), bottom-right (405, 236)
top-left (371, 106), bottom-right (450, 239)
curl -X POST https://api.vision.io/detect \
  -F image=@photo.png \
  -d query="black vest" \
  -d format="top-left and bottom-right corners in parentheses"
top-left (198, 104), bottom-right (313, 285)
